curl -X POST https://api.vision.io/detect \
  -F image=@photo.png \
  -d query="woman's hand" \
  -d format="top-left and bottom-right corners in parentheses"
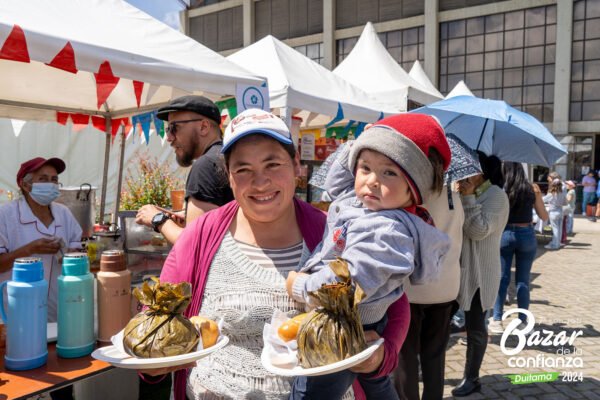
top-left (349, 331), bottom-right (383, 374)
top-left (457, 178), bottom-right (476, 196)
top-left (27, 238), bottom-right (62, 254)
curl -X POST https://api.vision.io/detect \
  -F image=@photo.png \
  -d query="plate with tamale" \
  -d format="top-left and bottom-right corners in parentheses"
top-left (261, 338), bottom-right (384, 376)
top-left (91, 329), bottom-right (229, 369)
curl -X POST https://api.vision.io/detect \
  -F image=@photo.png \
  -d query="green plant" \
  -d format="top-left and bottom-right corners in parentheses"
top-left (120, 154), bottom-right (182, 210)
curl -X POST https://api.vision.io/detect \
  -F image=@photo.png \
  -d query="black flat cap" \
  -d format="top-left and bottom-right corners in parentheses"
top-left (156, 95), bottom-right (221, 124)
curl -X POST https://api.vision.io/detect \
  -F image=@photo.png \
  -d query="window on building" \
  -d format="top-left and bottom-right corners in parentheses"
top-left (336, 0), bottom-right (424, 30)
top-left (571, 0), bottom-right (600, 121)
top-left (439, 0), bottom-right (496, 12)
top-left (336, 26), bottom-right (424, 69)
top-left (189, 0), bottom-right (228, 8)
top-left (189, 6), bottom-right (243, 51)
top-left (255, 0), bottom-right (323, 41)
top-left (294, 43), bottom-right (325, 65)
top-left (439, 5), bottom-right (557, 122)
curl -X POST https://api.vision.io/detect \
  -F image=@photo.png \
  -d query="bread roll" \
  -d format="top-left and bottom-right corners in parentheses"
top-left (190, 316), bottom-right (219, 349)
top-left (277, 313), bottom-right (308, 342)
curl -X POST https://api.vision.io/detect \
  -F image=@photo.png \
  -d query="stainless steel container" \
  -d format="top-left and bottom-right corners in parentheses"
top-left (55, 184), bottom-right (96, 238)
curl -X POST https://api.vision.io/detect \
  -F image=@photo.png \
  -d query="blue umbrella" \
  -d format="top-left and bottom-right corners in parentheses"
top-left (412, 95), bottom-right (566, 167)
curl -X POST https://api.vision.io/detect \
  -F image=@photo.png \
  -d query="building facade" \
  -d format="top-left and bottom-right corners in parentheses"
top-left (185, 0), bottom-right (600, 181)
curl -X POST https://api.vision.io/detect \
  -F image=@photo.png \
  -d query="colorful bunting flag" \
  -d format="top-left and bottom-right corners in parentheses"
top-left (91, 116), bottom-right (106, 132)
top-left (46, 42), bottom-right (77, 73)
top-left (94, 61), bottom-right (120, 109)
top-left (215, 97), bottom-right (237, 126)
top-left (152, 112), bottom-right (164, 138)
top-left (133, 81), bottom-right (144, 108)
top-left (325, 103), bottom-right (344, 128)
top-left (0, 25), bottom-right (29, 63)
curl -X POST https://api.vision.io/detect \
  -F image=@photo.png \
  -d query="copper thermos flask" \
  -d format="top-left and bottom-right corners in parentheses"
top-left (96, 250), bottom-right (131, 342)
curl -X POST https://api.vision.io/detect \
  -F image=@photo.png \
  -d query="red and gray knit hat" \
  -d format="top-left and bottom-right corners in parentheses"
top-left (348, 113), bottom-right (451, 205)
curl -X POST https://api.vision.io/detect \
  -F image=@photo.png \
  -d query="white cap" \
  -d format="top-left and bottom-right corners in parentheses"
top-left (222, 108), bottom-right (292, 153)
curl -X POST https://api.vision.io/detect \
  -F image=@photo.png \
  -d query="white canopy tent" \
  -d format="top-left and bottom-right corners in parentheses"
top-left (446, 80), bottom-right (475, 98)
top-left (332, 22), bottom-right (442, 112)
top-left (0, 0), bottom-right (265, 220)
top-left (227, 35), bottom-right (394, 128)
top-left (408, 60), bottom-right (444, 100)
top-left (0, 119), bottom-right (186, 215)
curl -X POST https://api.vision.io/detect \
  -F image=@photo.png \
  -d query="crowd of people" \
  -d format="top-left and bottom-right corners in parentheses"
top-left (0, 94), bottom-right (593, 400)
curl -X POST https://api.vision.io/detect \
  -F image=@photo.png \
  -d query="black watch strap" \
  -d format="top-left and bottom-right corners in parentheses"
top-left (152, 212), bottom-right (170, 233)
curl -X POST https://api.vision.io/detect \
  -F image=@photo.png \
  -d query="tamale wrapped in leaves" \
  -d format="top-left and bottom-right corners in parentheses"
top-left (297, 258), bottom-right (367, 368)
top-left (123, 277), bottom-right (199, 358)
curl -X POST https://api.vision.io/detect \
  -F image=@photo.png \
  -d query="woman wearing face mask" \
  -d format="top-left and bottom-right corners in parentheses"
top-left (0, 157), bottom-right (83, 323)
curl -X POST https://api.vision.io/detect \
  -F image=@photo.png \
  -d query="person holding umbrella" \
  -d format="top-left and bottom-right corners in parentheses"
top-left (453, 153), bottom-right (509, 397)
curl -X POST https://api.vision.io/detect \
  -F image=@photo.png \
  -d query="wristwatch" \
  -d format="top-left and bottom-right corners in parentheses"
top-left (151, 212), bottom-right (170, 233)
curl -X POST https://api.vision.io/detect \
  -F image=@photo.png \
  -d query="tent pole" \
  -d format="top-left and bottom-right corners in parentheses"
top-left (99, 118), bottom-right (112, 225)
top-left (113, 126), bottom-right (126, 223)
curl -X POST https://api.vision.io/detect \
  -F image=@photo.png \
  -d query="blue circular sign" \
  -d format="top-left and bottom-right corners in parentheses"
top-left (242, 87), bottom-right (265, 110)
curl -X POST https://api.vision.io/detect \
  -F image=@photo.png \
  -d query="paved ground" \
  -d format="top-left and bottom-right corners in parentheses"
top-left (441, 216), bottom-right (600, 399)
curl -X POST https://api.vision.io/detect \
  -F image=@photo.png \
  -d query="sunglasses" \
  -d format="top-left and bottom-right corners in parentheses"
top-left (166, 118), bottom-right (206, 136)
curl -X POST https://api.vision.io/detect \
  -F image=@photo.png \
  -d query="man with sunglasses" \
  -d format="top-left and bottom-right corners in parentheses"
top-left (136, 96), bottom-right (233, 245)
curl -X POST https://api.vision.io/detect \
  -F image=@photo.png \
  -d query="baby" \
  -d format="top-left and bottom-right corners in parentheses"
top-left (287, 113), bottom-right (452, 400)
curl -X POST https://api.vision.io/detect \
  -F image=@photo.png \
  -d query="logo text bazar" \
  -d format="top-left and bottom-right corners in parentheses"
top-left (500, 309), bottom-right (583, 356)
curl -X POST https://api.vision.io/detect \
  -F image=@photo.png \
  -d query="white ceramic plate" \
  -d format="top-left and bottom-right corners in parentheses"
top-left (91, 331), bottom-right (229, 369)
top-left (261, 338), bottom-right (384, 377)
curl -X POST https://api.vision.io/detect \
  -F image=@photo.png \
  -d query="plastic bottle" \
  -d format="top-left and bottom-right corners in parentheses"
top-left (0, 257), bottom-right (48, 370)
top-left (97, 250), bottom-right (131, 342)
top-left (57, 253), bottom-right (95, 358)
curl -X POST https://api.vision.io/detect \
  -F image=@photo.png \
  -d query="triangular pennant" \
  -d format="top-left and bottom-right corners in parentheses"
top-left (11, 119), bottom-right (26, 137)
top-left (56, 111), bottom-right (69, 125)
top-left (146, 84), bottom-right (160, 103)
top-left (215, 97), bottom-right (237, 125)
top-left (354, 122), bottom-right (367, 138)
top-left (341, 120), bottom-right (356, 138)
top-left (70, 113), bottom-right (90, 132)
top-left (91, 116), bottom-right (106, 132)
top-left (325, 103), bottom-right (344, 128)
top-left (111, 117), bottom-right (128, 138)
top-left (46, 42), bottom-right (77, 73)
top-left (133, 81), bottom-right (144, 108)
top-left (134, 112), bottom-right (153, 145)
top-left (0, 25), bottom-right (30, 63)
top-left (94, 61), bottom-right (120, 109)
top-left (152, 112), bottom-right (164, 138)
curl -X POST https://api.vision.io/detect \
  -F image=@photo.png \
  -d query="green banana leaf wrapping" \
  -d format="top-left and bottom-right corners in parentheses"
top-left (123, 277), bottom-right (199, 358)
top-left (297, 258), bottom-right (367, 368)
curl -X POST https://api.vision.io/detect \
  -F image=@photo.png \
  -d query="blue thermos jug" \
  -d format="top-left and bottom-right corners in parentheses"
top-left (0, 257), bottom-right (48, 370)
top-left (57, 252), bottom-right (95, 358)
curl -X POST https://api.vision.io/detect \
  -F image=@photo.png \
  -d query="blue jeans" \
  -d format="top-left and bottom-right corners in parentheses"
top-left (566, 213), bottom-right (574, 234)
top-left (290, 316), bottom-right (398, 400)
top-left (582, 192), bottom-right (596, 215)
top-left (548, 210), bottom-right (563, 249)
top-left (493, 226), bottom-right (537, 322)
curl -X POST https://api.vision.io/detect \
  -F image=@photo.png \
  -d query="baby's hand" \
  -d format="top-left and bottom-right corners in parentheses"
top-left (286, 271), bottom-right (298, 297)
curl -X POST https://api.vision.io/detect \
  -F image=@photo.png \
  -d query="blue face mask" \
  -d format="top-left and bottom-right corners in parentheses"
top-left (29, 182), bottom-right (60, 206)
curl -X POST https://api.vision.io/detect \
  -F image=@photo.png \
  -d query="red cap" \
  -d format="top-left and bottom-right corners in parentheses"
top-left (16, 157), bottom-right (66, 186)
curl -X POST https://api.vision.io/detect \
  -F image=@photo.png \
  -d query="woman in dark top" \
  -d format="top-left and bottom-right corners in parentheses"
top-left (489, 162), bottom-right (548, 332)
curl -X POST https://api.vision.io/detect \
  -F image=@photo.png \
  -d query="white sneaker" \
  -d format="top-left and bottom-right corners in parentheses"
top-left (488, 319), bottom-right (504, 334)
top-left (544, 244), bottom-right (558, 250)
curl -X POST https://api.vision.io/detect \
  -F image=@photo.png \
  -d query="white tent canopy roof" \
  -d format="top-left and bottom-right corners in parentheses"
top-left (408, 60), bottom-right (444, 100)
top-left (446, 80), bottom-right (475, 98)
top-left (227, 35), bottom-right (392, 126)
top-left (0, 0), bottom-right (265, 120)
top-left (333, 22), bottom-right (442, 112)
